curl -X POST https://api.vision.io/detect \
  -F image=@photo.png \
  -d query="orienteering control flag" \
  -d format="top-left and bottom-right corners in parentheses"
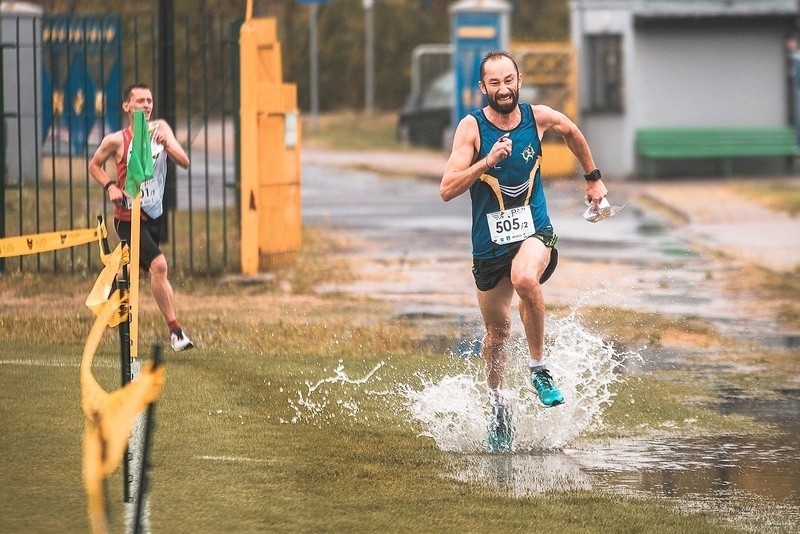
top-left (125, 110), bottom-right (154, 197)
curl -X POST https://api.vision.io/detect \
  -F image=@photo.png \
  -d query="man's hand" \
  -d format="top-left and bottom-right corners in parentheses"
top-left (585, 179), bottom-right (608, 210)
top-left (152, 130), bottom-right (167, 147)
top-left (486, 133), bottom-right (512, 168)
top-left (107, 184), bottom-right (130, 207)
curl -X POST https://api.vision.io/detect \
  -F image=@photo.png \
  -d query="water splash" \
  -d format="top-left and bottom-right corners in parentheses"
top-left (404, 309), bottom-right (635, 452)
top-left (285, 359), bottom-right (385, 424)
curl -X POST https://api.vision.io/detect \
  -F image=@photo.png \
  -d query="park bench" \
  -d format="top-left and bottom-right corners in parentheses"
top-left (636, 126), bottom-right (799, 179)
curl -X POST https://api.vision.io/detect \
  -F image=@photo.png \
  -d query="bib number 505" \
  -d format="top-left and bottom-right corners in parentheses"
top-left (487, 205), bottom-right (535, 245)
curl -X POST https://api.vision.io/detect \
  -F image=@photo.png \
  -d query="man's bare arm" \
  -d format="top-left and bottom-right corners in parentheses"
top-left (441, 116), bottom-right (514, 202)
top-left (533, 104), bottom-right (607, 205)
top-left (88, 133), bottom-right (122, 188)
top-left (533, 105), bottom-right (596, 173)
top-left (440, 116), bottom-right (483, 202)
top-left (153, 119), bottom-right (190, 169)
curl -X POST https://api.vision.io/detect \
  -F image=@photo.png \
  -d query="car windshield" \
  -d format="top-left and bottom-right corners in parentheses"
top-left (420, 72), bottom-right (453, 108)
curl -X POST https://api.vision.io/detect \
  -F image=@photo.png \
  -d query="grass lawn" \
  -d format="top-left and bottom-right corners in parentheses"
top-left (730, 180), bottom-right (800, 217)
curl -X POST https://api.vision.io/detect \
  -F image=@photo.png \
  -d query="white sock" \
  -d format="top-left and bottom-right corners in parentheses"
top-left (529, 359), bottom-right (545, 370)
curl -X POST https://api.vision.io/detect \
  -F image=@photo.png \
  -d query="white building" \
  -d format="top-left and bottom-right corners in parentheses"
top-left (570, 0), bottom-right (799, 178)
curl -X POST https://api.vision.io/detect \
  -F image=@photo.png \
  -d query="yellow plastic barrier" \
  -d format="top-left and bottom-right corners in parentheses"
top-left (0, 226), bottom-right (98, 258)
top-left (239, 5), bottom-right (302, 274)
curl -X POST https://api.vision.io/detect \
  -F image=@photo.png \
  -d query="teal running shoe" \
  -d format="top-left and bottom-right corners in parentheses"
top-left (530, 368), bottom-right (565, 407)
top-left (487, 402), bottom-right (513, 452)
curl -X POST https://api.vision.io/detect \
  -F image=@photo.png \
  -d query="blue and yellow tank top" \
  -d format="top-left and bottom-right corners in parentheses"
top-left (469, 102), bottom-right (552, 259)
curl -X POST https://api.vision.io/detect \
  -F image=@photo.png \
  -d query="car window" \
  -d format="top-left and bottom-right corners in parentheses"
top-left (520, 85), bottom-right (537, 103)
top-left (420, 72), bottom-right (454, 108)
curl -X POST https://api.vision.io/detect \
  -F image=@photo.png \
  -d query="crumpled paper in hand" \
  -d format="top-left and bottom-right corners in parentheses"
top-left (583, 197), bottom-right (625, 223)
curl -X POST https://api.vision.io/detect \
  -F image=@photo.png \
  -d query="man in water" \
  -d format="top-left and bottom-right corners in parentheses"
top-left (440, 51), bottom-right (607, 449)
top-left (89, 83), bottom-right (194, 352)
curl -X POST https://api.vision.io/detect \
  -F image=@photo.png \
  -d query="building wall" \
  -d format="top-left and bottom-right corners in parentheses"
top-left (571, 0), bottom-right (797, 178)
top-left (570, 3), bottom-right (635, 177)
top-left (634, 20), bottom-right (789, 128)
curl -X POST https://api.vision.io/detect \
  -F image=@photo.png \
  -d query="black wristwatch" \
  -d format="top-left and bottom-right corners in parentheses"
top-left (584, 168), bottom-right (602, 182)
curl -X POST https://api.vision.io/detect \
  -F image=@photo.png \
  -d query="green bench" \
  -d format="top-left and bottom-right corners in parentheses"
top-left (636, 126), bottom-right (799, 179)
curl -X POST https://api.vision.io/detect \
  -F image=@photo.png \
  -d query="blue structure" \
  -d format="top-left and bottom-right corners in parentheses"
top-left (449, 0), bottom-right (511, 129)
top-left (42, 14), bottom-right (121, 155)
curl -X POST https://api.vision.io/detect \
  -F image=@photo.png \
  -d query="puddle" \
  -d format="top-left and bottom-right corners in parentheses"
top-left (398, 310), bottom-right (800, 532)
top-left (448, 434), bottom-right (800, 533)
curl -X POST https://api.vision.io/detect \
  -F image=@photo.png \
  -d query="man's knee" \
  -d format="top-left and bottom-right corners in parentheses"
top-left (149, 254), bottom-right (168, 278)
top-left (485, 321), bottom-right (512, 346)
top-left (512, 270), bottom-right (541, 298)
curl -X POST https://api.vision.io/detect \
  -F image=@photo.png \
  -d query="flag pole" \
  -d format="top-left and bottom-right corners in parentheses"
top-left (129, 195), bottom-right (141, 362)
top-left (126, 109), bottom-right (151, 363)
top-left (123, 109), bottom-right (151, 512)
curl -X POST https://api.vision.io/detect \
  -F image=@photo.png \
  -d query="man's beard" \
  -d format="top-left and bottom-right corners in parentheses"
top-left (487, 89), bottom-right (519, 114)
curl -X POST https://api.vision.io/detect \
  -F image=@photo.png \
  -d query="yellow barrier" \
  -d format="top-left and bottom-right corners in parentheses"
top-left (0, 226), bottom-right (99, 258)
top-left (239, 9), bottom-right (302, 274)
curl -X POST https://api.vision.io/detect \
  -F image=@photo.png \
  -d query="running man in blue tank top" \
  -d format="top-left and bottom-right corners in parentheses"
top-left (441, 52), bottom-right (608, 450)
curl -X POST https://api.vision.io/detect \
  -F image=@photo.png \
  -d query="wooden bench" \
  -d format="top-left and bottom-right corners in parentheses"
top-left (636, 126), bottom-right (799, 179)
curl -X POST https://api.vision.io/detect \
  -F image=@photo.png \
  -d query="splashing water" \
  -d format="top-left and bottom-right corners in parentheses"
top-left (404, 310), bottom-right (634, 453)
top-left (285, 360), bottom-right (386, 424)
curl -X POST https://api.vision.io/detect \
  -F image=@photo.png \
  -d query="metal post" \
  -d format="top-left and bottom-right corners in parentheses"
top-left (132, 343), bottom-right (164, 534)
top-left (0, 41), bottom-right (6, 273)
top-left (309, 3), bottom-right (319, 130)
top-left (363, 0), bottom-right (375, 114)
top-left (157, 0), bottom-right (176, 240)
top-left (118, 240), bottom-right (133, 502)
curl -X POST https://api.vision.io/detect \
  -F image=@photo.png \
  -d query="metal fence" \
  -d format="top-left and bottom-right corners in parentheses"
top-left (1, 10), bottom-right (240, 275)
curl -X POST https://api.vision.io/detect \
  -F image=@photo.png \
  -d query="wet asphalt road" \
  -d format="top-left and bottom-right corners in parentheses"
top-left (300, 161), bottom-right (761, 340)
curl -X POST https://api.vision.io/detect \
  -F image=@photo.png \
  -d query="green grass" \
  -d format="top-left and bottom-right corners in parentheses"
top-left (730, 180), bottom-right (800, 217)
top-left (303, 110), bottom-right (427, 153)
top-left (591, 374), bottom-right (767, 439)
top-left (1, 138), bottom-right (793, 531)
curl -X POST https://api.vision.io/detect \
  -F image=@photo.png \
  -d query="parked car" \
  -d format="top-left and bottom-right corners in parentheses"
top-left (397, 70), bottom-right (538, 149)
top-left (397, 71), bottom-right (454, 149)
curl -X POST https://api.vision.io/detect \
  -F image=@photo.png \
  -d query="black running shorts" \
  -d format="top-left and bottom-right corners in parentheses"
top-left (472, 233), bottom-right (559, 292)
top-left (114, 216), bottom-right (164, 271)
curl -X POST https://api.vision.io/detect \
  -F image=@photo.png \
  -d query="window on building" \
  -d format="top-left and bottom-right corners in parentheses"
top-left (587, 34), bottom-right (623, 113)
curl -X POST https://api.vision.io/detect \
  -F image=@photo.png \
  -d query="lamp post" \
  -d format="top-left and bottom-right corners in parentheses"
top-left (363, 0), bottom-right (374, 114)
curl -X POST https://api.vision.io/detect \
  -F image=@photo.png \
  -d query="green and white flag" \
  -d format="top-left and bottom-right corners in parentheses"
top-left (125, 110), bottom-right (154, 197)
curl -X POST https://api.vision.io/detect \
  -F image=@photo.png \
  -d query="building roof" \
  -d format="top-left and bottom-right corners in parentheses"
top-left (631, 0), bottom-right (798, 18)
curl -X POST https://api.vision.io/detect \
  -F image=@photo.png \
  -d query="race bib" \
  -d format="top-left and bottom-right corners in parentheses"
top-left (487, 205), bottom-right (535, 245)
top-left (121, 177), bottom-right (156, 205)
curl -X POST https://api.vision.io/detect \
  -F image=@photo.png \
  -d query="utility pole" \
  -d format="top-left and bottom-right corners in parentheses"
top-left (309, 3), bottom-right (319, 129)
top-left (363, 0), bottom-right (375, 114)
